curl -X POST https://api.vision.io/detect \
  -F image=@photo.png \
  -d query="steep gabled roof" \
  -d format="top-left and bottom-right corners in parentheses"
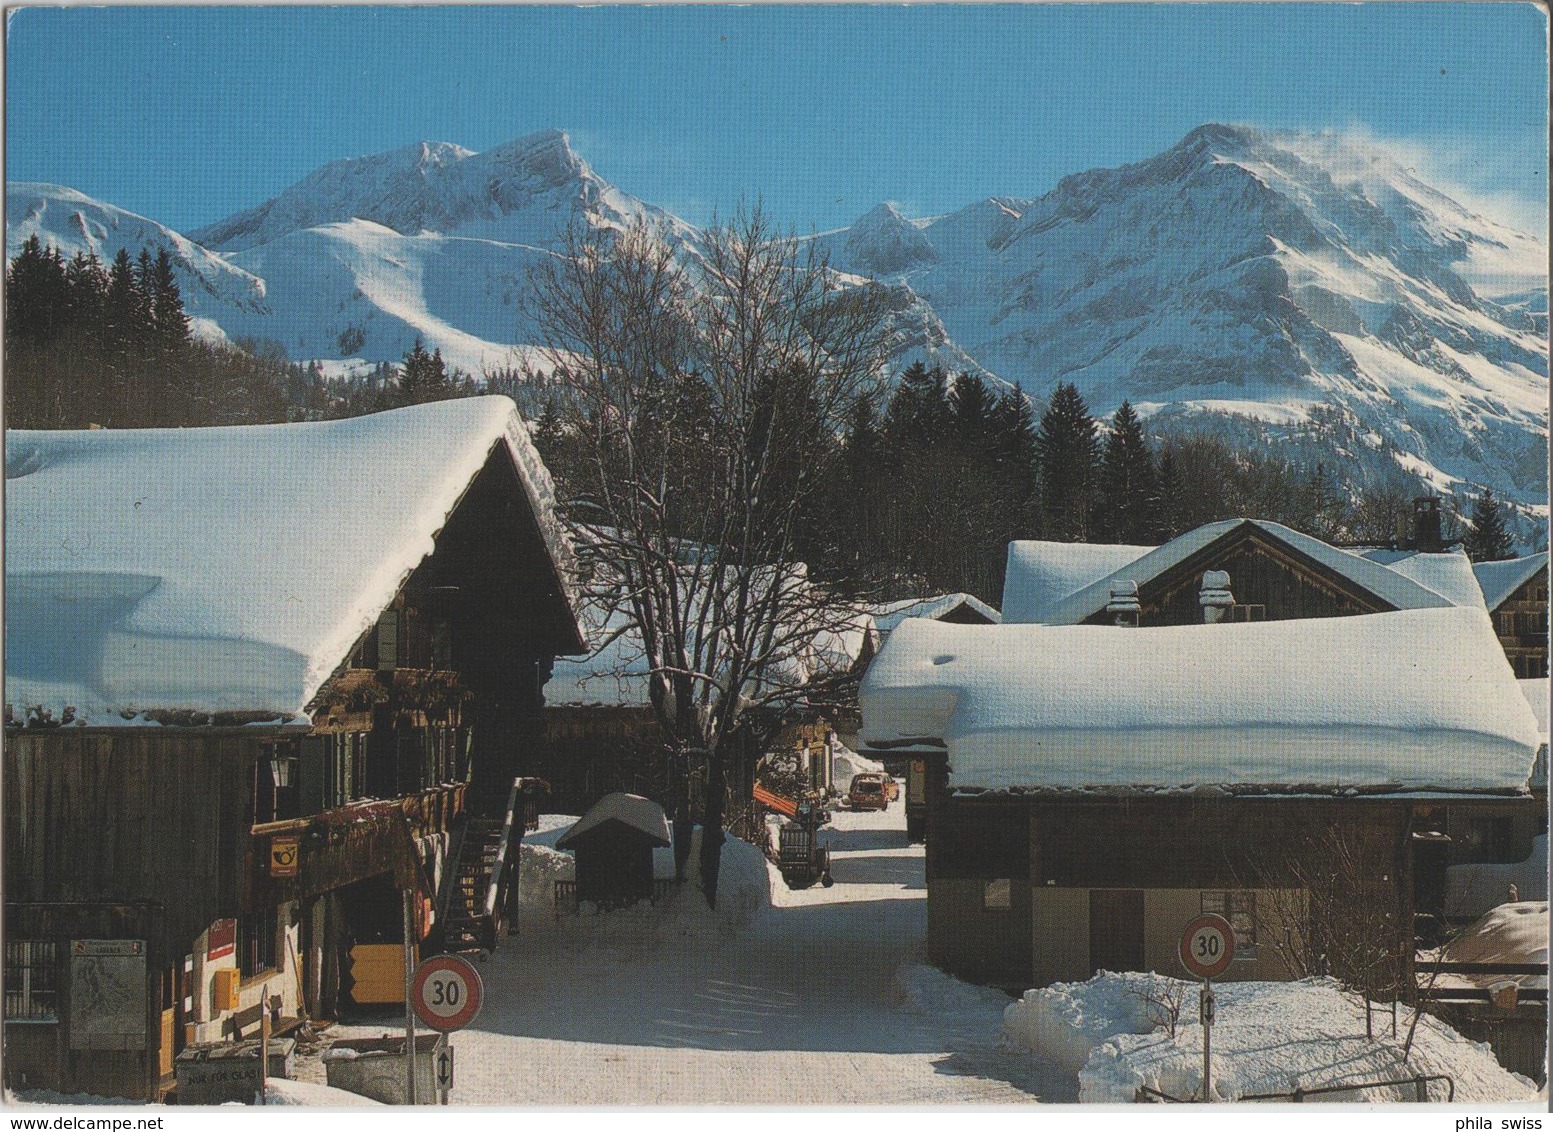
top-left (1001, 540), bottom-right (1154, 623)
top-left (1357, 547), bottom-right (1486, 609)
top-left (873, 593), bottom-right (1001, 634)
top-left (859, 609), bottom-right (1540, 793)
top-left (1037, 519), bottom-right (1455, 625)
top-left (1474, 553), bottom-right (1549, 611)
top-left (5, 396), bottom-right (581, 724)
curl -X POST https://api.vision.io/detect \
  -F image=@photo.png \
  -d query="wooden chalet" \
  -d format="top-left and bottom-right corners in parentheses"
top-left (537, 598), bottom-right (875, 838)
top-left (3, 397), bottom-right (584, 1100)
top-left (858, 608), bottom-right (1542, 993)
top-left (554, 793), bottom-right (672, 910)
top-left (1474, 553), bottom-right (1550, 679)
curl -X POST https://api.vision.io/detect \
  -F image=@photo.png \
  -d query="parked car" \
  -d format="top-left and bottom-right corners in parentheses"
top-left (848, 773), bottom-right (892, 811)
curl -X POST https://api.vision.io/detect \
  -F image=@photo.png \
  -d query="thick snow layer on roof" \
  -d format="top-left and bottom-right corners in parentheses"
top-left (872, 593), bottom-right (1000, 634)
top-left (1474, 553), bottom-right (1549, 610)
top-left (555, 792), bottom-right (671, 848)
top-left (1037, 520), bottom-right (1455, 626)
top-left (859, 609), bottom-right (1539, 791)
top-left (1359, 547), bottom-right (1486, 608)
top-left (1001, 541), bottom-right (1153, 623)
top-left (1438, 900), bottom-right (1548, 977)
top-left (5, 396), bottom-right (576, 723)
top-left (1520, 679), bottom-right (1549, 740)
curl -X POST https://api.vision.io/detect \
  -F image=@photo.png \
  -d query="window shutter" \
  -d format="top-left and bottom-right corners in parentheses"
top-left (376, 611), bottom-right (399, 670)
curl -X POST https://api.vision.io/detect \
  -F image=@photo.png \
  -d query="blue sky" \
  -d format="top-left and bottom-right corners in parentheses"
top-left (6, 4), bottom-right (1548, 237)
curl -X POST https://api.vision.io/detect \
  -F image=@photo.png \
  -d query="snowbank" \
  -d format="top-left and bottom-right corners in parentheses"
top-left (860, 609), bottom-right (1540, 792)
top-left (1004, 973), bottom-right (1536, 1103)
top-left (1001, 970), bottom-right (1166, 1076)
top-left (832, 744), bottom-right (884, 790)
top-left (5, 396), bottom-right (578, 723)
top-left (262, 1078), bottom-right (383, 1106)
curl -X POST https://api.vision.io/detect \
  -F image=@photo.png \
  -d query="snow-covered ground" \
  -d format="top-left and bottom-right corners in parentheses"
top-left (1004, 972), bottom-right (1538, 1103)
top-left (333, 803), bottom-right (1065, 1104)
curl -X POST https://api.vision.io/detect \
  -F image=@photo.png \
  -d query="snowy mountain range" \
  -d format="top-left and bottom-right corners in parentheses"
top-left (6, 124), bottom-right (1547, 515)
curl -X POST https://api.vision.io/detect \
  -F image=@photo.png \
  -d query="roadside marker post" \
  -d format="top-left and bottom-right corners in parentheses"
top-left (1178, 913), bottom-right (1235, 1102)
top-left (411, 952), bottom-right (484, 1105)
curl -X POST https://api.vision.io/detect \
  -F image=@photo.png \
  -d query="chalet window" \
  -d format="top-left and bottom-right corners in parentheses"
top-left (376, 611), bottom-right (400, 670)
top-left (1229, 604), bottom-right (1266, 623)
top-left (1201, 891), bottom-right (1257, 959)
top-left (983, 878), bottom-right (1013, 911)
top-left (431, 617), bottom-right (452, 670)
top-left (325, 732), bottom-right (370, 808)
top-left (239, 910), bottom-right (278, 979)
top-left (4, 940), bottom-right (58, 1021)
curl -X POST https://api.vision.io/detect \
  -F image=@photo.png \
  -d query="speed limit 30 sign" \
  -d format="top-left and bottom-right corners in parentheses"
top-left (412, 954), bottom-right (485, 1032)
top-left (1178, 913), bottom-right (1236, 979)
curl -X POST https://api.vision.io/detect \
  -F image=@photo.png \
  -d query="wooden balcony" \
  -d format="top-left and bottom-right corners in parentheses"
top-left (248, 783), bottom-right (467, 906)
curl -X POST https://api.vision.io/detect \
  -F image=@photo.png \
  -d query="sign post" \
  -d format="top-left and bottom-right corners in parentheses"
top-left (402, 893), bottom-right (417, 1106)
top-left (1178, 914), bottom-right (1235, 1103)
top-left (411, 953), bottom-right (484, 1106)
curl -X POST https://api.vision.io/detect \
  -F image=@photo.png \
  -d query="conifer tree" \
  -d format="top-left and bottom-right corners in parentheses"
top-left (1095, 400), bottom-right (1156, 544)
top-left (1465, 487), bottom-right (1514, 561)
top-left (393, 339), bottom-right (455, 405)
top-left (1150, 448), bottom-right (1184, 542)
top-left (1034, 381), bottom-right (1100, 541)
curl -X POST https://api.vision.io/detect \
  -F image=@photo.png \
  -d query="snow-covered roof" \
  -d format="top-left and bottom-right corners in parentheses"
top-left (872, 593), bottom-right (1000, 634)
top-left (5, 396), bottom-right (580, 724)
top-left (1001, 541), bottom-right (1154, 623)
top-left (546, 577), bottom-right (874, 709)
top-left (1357, 547), bottom-right (1486, 609)
top-left (555, 792), bottom-right (671, 849)
top-left (1473, 553), bottom-right (1549, 611)
top-left (1036, 519), bottom-right (1455, 625)
top-left (859, 609), bottom-right (1540, 793)
top-left (1519, 679), bottom-right (1549, 743)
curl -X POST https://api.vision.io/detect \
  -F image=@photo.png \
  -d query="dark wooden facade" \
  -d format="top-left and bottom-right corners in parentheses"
top-left (924, 788), bottom-right (1540, 993)
top-left (3, 440), bottom-right (580, 1100)
top-left (1081, 522), bottom-right (1393, 628)
top-left (1488, 565), bottom-right (1549, 680)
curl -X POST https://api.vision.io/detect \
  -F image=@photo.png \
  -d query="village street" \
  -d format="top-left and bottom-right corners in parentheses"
top-left (335, 805), bottom-right (1071, 1105)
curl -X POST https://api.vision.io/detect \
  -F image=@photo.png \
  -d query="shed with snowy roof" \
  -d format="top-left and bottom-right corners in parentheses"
top-left (3, 397), bottom-right (583, 1099)
top-left (859, 606), bottom-right (1542, 991)
top-left (556, 793), bottom-right (672, 910)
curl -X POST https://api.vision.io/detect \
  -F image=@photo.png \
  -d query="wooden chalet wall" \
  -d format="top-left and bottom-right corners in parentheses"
top-left (926, 793), bottom-right (1420, 991)
top-left (1082, 524), bottom-right (1389, 627)
top-left (4, 729), bottom-right (262, 1098)
top-left (540, 707), bottom-right (674, 815)
top-left (1491, 566), bottom-right (1549, 679)
top-left (422, 442), bottom-right (564, 818)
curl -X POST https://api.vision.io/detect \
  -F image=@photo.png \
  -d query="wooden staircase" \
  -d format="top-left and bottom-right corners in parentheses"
top-left (433, 778), bottom-right (527, 955)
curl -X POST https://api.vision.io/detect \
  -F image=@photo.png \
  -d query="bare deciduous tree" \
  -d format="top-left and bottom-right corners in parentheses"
top-left (527, 206), bottom-right (893, 905)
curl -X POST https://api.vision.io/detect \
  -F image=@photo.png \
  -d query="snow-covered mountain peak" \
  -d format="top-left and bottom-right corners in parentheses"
top-left (843, 201), bottom-right (937, 276)
top-left (191, 129), bottom-right (625, 252)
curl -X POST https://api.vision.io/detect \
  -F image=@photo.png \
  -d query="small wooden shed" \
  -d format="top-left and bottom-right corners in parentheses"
top-left (556, 793), bottom-right (671, 909)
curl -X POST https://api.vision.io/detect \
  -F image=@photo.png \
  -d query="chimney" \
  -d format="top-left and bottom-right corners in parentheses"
top-left (1106, 580), bottom-right (1141, 627)
top-left (1200, 570), bottom-right (1234, 623)
top-left (1413, 497), bottom-right (1443, 553)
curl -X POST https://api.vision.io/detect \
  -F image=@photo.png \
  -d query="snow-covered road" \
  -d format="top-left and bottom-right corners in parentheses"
top-left (337, 805), bottom-right (1067, 1105)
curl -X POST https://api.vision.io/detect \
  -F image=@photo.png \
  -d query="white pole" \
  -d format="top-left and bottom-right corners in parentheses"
top-left (403, 892), bottom-right (417, 1105)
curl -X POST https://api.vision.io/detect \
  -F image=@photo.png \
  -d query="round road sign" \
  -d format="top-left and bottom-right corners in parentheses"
top-left (412, 954), bottom-right (484, 1032)
top-left (1178, 913), bottom-right (1236, 979)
